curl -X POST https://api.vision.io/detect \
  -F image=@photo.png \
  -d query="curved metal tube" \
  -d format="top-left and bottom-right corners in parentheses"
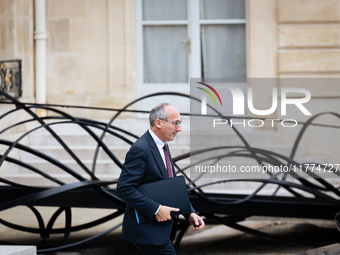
top-left (0, 90), bottom-right (339, 252)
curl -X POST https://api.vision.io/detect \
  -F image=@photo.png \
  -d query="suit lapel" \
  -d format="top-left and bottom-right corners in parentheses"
top-left (151, 147), bottom-right (168, 179)
top-left (145, 131), bottom-right (168, 179)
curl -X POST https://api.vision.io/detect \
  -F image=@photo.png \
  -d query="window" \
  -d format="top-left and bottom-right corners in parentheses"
top-left (136, 0), bottom-right (247, 110)
top-left (200, 0), bottom-right (247, 78)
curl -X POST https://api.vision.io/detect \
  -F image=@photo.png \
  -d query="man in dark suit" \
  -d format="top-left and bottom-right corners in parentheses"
top-left (116, 103), bottom-right (205, 255)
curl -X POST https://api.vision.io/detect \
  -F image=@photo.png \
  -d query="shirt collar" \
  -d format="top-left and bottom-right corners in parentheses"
top-left (148, 128), bottom-right (165, 150)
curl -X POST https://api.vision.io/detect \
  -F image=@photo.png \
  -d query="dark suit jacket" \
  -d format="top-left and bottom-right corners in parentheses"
top-left (116, 130), bottom-right (195, 245)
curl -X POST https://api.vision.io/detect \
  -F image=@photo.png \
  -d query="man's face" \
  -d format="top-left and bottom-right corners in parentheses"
top-left (159, 105), bottom-right (182, 142)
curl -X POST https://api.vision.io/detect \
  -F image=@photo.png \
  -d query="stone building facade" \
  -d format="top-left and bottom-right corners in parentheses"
top-left (1, 0), bottom-right (136, 119)
top-left (1, 0), bottom-right (339, 114)
top-left (0, 0), bottom-right (340, 181)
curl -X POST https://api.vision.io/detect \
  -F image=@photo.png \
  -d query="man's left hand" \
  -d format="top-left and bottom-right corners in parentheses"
top-left (188, 213), bottom-right (205, 231)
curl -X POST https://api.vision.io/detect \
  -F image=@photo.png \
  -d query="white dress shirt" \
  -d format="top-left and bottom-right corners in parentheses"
top-left (148, 128), bottom-right (167, 169)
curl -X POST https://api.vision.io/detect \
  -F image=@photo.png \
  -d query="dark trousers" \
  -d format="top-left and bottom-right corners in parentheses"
top-left (134, 239), bottom-right (177, 255)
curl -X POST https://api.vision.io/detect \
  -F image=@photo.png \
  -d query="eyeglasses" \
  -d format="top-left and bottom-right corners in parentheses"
top-left (159, 118), bottom-right (182, 127)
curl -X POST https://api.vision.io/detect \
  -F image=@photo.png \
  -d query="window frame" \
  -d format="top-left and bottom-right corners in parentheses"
top-left (135, 0), bottom-right (248, 105)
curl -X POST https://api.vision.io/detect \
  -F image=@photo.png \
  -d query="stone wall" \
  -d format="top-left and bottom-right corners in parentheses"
top-left (248, 1), bottom-right (340, 102)
top-left (0, 0), bottom-right (35, 102)
top-left (45, 0), bottom-right (136, 119)
top-left (278, 0), bottom-right (340, 77)
top-left (276, 0), bottom-right (340, 163)
top-left (0, 0), bottom-right (35, 140)
top-left (0, 0), bottom-right (339, 119)
top-left (0, 0), bottom-right (136, 120)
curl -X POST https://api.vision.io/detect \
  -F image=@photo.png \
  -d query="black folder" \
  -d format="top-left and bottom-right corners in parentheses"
top-left (135, 176), bottom-right (191, 224)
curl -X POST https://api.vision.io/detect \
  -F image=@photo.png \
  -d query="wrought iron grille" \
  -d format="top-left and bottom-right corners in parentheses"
top-left (0, 60), bottom-right (22, 100)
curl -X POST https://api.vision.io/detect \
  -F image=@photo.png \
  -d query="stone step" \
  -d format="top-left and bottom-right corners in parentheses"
top-left (5, 118), bottom-right (335, 198)
top-left (8, 159), bottom-right (124, 176)
top-left (2, 173), bottom-right (120, 187)
top-left (0, 174), bottom-right (294, 195)
top-left (0, 246), bottom-right (36, 255)
top-left (24, 132), bottom-right (283, 161)
top-left (175, 155), bottom-right (331, 170)
top-left (4, 172), bottom-right (338, 196)
top-left (11, 148), bottom-right (317, 182)
top-left (190, 132), bottom-right (280, 147)
top-left (9, 158), bottom-right (190, 176)
top-left (28, 119), bottom-right (151, 135)
top-left (16, 142), bottom-right (306, 173)
top-left (27, 119), bottom-right (280, 147)
top-left (19, 145), bottom-right (189, 161)
top-left (190, 174), bottom-right (340, 194)
top-left (190, 143), bottom-right (307, 158)
top-left (19, 145), bottom-right (131, 161)
top-left (27, 130), bottom-right (280, 146)
top-left (27, 131), bottom-right (190, 146)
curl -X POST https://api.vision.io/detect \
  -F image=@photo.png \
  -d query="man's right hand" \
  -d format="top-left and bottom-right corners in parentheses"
top-left (155, 205), bottom-right (179, 222)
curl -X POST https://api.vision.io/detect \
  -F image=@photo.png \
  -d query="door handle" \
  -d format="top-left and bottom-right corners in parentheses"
top-left (181, 38), bottom-right (191, 55)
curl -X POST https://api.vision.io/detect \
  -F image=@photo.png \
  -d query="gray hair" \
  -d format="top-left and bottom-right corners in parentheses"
top-left (149, 103), bottom-right (171, 127)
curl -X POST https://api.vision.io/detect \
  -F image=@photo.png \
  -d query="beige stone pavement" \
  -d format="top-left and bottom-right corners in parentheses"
top-left (0, 207), bottom-right (339, 255)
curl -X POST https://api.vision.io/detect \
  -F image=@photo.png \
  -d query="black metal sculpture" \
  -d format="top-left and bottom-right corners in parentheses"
top-left (0, 90), bottom-right (339, 253)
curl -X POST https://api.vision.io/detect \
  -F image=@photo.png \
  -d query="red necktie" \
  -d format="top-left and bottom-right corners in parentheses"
top-left (163, 144), bottom-right (178, 219)
top-left (163, 144), bottom-right (173, 178)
